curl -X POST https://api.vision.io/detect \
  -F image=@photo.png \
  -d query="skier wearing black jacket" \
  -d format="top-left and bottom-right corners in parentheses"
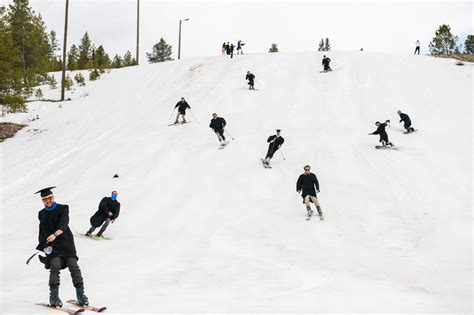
top-left (369, 120), bottom-right (394, 147)
top-left (35, 187), bottom-right (89, 307)
top-left (174, 97), bottom-right (191, 124)
top-left (263, 129), bottom-right (284, 165)
top-left (86, 191), bottom-right (120, 238)
top-left (245, 71), bottom-right (255, 90)
top-left (209, 113), bottom-right (227, 144)
top-left (296, 165), bottom-right (324, 220)
top-left (397, 110), bottom-right (415, 133)
top-left (322, 55), bottom-right (332, 71)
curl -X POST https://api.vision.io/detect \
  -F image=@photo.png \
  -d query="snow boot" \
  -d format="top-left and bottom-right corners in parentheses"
top-left (306, 206), bottom-right (313, 217)
top-left (316, 206), bottom-right (324, 220)
top-left (75, 285), bottom-right (89, 306)
top-left (95, 232), bottom-right (103, 238)
top-left (85, 227), bottom-right (94, 237)
top-left (49, 286), bottom-right (63, 307)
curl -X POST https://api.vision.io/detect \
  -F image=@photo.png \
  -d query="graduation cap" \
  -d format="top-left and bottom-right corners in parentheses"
top-left (35, 186), bottom-right (56, 198)
top-left (276, 129), bottom-right (281, 133)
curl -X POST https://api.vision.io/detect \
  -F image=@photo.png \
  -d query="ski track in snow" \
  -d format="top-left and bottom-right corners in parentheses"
top-left (0, 52), bottom-right (472, 314)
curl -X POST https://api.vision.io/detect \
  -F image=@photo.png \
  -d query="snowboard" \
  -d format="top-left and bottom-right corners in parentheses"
top-left (375, 145), bottom-right (398, 150)
top-left (67, 300), bottom-right (107, 313)
top-left (36, 303), bottom-right (84, 314)
top-left (403, 129), bottom-right (418, 134)
top-left (320, 69), bottom-right (332, 73)
top-left (261, 158), bottom-right (271, 168)
top-left (168, 121), bottom-right (192, 126)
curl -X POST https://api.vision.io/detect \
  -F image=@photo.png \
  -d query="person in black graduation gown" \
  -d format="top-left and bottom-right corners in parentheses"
top-left (35, 187), bottom-right (89, 307)
top-left (263, 129), bottom-right (284, 165)
top-left (85, 191), bottom-right (120, 237)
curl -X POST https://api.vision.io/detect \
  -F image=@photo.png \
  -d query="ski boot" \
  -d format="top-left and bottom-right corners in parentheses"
top-left (317, 206), bottom-right (324, 220)
top-left (95, 232), bottom-right (103, 238)
top-left (75, 285), bottom-right (89, 306)
top-left (182, 119), bottom-right (187, 123)
top-left (49, 286), bottom-right (63, 307)
top-left (306, 206), bottom-right (313, 217)
top-left (85, 227), bottom-right (94, 237)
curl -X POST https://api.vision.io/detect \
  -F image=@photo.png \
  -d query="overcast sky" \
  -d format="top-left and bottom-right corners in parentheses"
top-left (4, 0), bottom-right (472, 62)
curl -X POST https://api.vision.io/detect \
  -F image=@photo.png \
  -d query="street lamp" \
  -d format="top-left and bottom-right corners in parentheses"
top-left (178, 18), bottom-right (189, 60)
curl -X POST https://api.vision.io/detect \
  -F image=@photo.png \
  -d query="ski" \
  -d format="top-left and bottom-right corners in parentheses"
top-left (375, 145), bottom-right (398, 150)
top-left (218, 141), bottom-right (229, 150)
top-left (36, 303), bottom-right (84, 315)
top-left (67, 300), bottom-right (107, 313)
top-left (75, 233), bottom-right (112, 241)
top-left (168, 121), bottom-right (192, 126)
top-left (260, 158), bottom-right (271, 168)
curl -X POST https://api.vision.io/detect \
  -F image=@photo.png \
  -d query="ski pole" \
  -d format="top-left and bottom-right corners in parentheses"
top-left (26, 251), bottom-right (39, 265)
top-left (224, 129), bottom-right (235, 140)
top-left (189, 110), bottom-right (199, 123)
top-left (168, 108), bottom-right (176, 121)
top-left (279, 148), bottom-right (286, 160)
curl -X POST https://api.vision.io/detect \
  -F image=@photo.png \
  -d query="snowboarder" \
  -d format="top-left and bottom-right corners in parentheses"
top-left (263, 129), bottom-right (284, 166)
top-left (369, 120), bottom-right (394, 147)
top-left (209, 113), bottom-right (227, 145)
top-left (245, 71), bottom-right (255, 90)
top-left (397, 110), bottom-right (415, 133)
top-left (322, 55), bottom-right (332, 71)
top-left (85, 191), bottom-right (120, 238)
top-left (174, 97), bottom-right (191, 124)
top-left (414, 40), bottom-right (421, 55)
top-left (237, 40), bottom-right (244, 54)
top-left (296, 165), bottom-right (324, 220)
top-left (230, 43), bottom-right (235, 59)
top-left (35, 187), bottom-right (89, 307)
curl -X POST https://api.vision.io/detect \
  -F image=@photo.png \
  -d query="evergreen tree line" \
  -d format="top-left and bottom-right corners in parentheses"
top-left (429, 24), bottom-right (473, 55)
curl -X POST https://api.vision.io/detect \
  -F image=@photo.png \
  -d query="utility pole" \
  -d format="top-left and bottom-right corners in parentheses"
top-left (178, 18), bottom-right (189, 60)
top-left (60, 0), bottom-right (69, 101)
top-left (136, 0), bottom-right (140, 65)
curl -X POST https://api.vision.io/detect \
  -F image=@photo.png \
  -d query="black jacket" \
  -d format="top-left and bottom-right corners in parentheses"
top-left (209, 117), bottom-right (226, 131)
top-left (296, 173), bottom-right (320, 199)
top-left (90, 197), bottom-right (121, 228)
top-left (246, 73), bottom-right (255, 82)
top-left (322, 57), bottom-right (331, 67)
top-left (371, 123), bottom-right (389, 142)
top-left (175, 101), bottom-right (190, 114)
top-left (399, 113), bottom-right (411, 125)
top-left (36, 204), bottom-right (77, 260)
top-left (267, 135), bottom-right (284, 151)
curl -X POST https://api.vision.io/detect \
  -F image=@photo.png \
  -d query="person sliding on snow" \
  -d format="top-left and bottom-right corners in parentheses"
top-left (296, 165), bottom-right (324, 220)
top-left (246, 71), bottom-right (255, 90)
top-left (230, 43), bottom-right (235, 59)
top-left (35, 186), bottom-right (89, 307)
top-left (85, 191), bottom-right (120, 238)
top-left (209, 113), bottom-right (227, 145)
top-left (237, 40), bottom-right (244, 54)
top-left (263, 129), bottom-right (284, 166)
top-left (322, 55), bottom-right (332, 71)
top-left (174, 97), bottom-right (191, 124)
top-left (369, 120), bottom-right (394, 147)
top-left (397, 110), bottom-right (415, 133)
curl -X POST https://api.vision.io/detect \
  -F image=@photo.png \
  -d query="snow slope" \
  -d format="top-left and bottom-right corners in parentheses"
top-left (0, 52), bottom-right (472, 314)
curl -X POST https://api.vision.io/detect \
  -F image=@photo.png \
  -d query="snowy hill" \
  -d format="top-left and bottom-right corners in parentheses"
top-left (0, 51), bottom-right (472, 313)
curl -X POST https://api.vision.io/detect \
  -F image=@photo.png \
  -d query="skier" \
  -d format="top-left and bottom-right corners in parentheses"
top-left (397, 110), bottom-right (415, 133)
top-left (209, 113), bottom-right (227, 145)
top-left (225, 42), bottom-right (230, 55)
top-left (263, 129), bottom-right (284, 166)
top-left (322, 55), bottom-right (332, 71)
top-left (237, 40), bottom-right (244, 54)
top-left (414, 40), bottom-right (421, 55)
top-left (245, 71), bottom-right (255, 90)
top-left (296, 165), bottom-right (324, 220)
top-left (369, 120), bottom-right (394, 147)
top-left (85, 191), bottom-right (120, 238)
top-left (221, 42), bottom-right (226, 55)
top-left (230, 43), bottom-right (235, 59)
top-left (35, 187), bottom-right (89, 307)
top-left (174, 97), bottom-right (191, 124)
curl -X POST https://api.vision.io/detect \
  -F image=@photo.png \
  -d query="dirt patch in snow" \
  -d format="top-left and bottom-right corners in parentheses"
top-left (0, 122), bottom-right (26, 142)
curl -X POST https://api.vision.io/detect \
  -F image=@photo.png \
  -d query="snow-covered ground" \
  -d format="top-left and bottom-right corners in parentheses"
top-left (0, 51), bottom-right (472, 314)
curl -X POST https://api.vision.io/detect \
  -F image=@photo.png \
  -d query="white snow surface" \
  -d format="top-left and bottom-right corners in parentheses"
top-left (0, 52), bottom-right (472, 314)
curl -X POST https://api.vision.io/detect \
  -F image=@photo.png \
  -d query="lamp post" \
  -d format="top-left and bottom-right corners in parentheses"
top-left (178, 18), bottom-right (189, 60)
top-left (60, 0), bottom-right (69, 101)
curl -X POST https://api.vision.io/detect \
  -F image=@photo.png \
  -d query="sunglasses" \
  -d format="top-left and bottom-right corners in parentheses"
top-left (304, 168), bottom-right (310, 171)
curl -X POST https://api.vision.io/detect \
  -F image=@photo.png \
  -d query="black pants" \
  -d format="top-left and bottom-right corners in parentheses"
top-left (414, 46), bottom-right (420, 55)
top-left (49, 256), bottom-right (84, 288)
top-left (265, 148), bottom-right (278, 159)
top-left (248, 80), bottom-right (254, 88)
top-left (215, 129), bottom-right (225, 141)
top-left (404, 121), bottom-right (413, 131)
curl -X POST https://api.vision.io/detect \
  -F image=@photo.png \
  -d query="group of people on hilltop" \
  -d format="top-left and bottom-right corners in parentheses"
top-left (34, 187), bottom-right (121, 308)
top-left (222, 40), bottom-right (245, 58)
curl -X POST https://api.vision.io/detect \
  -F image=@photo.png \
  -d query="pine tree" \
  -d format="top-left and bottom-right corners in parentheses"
top-left (48, 30), bottom-right (60, 70)
top-left (67, 44), bottom-right (79, 70)
top-left (464, 35), bottom-right (474, 54)
top-left (78, 31), bottom-right (92, 69)
top-left (318, 39), bottom-right (324, 51)
top-left (123, 50), bottom-right (135, 66)
top-left (111, 54), bottom-right (123, 68)
top-left (269, 43), bottom-right (279, 52)
top-left (93, 45), bottom-right (111, 69)
top-left (146, 38), bottom-right (173, 63)
top-left (324, 38), bottom-right (331, 51)
top-left (429, 24), bottom-right (459, 55)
